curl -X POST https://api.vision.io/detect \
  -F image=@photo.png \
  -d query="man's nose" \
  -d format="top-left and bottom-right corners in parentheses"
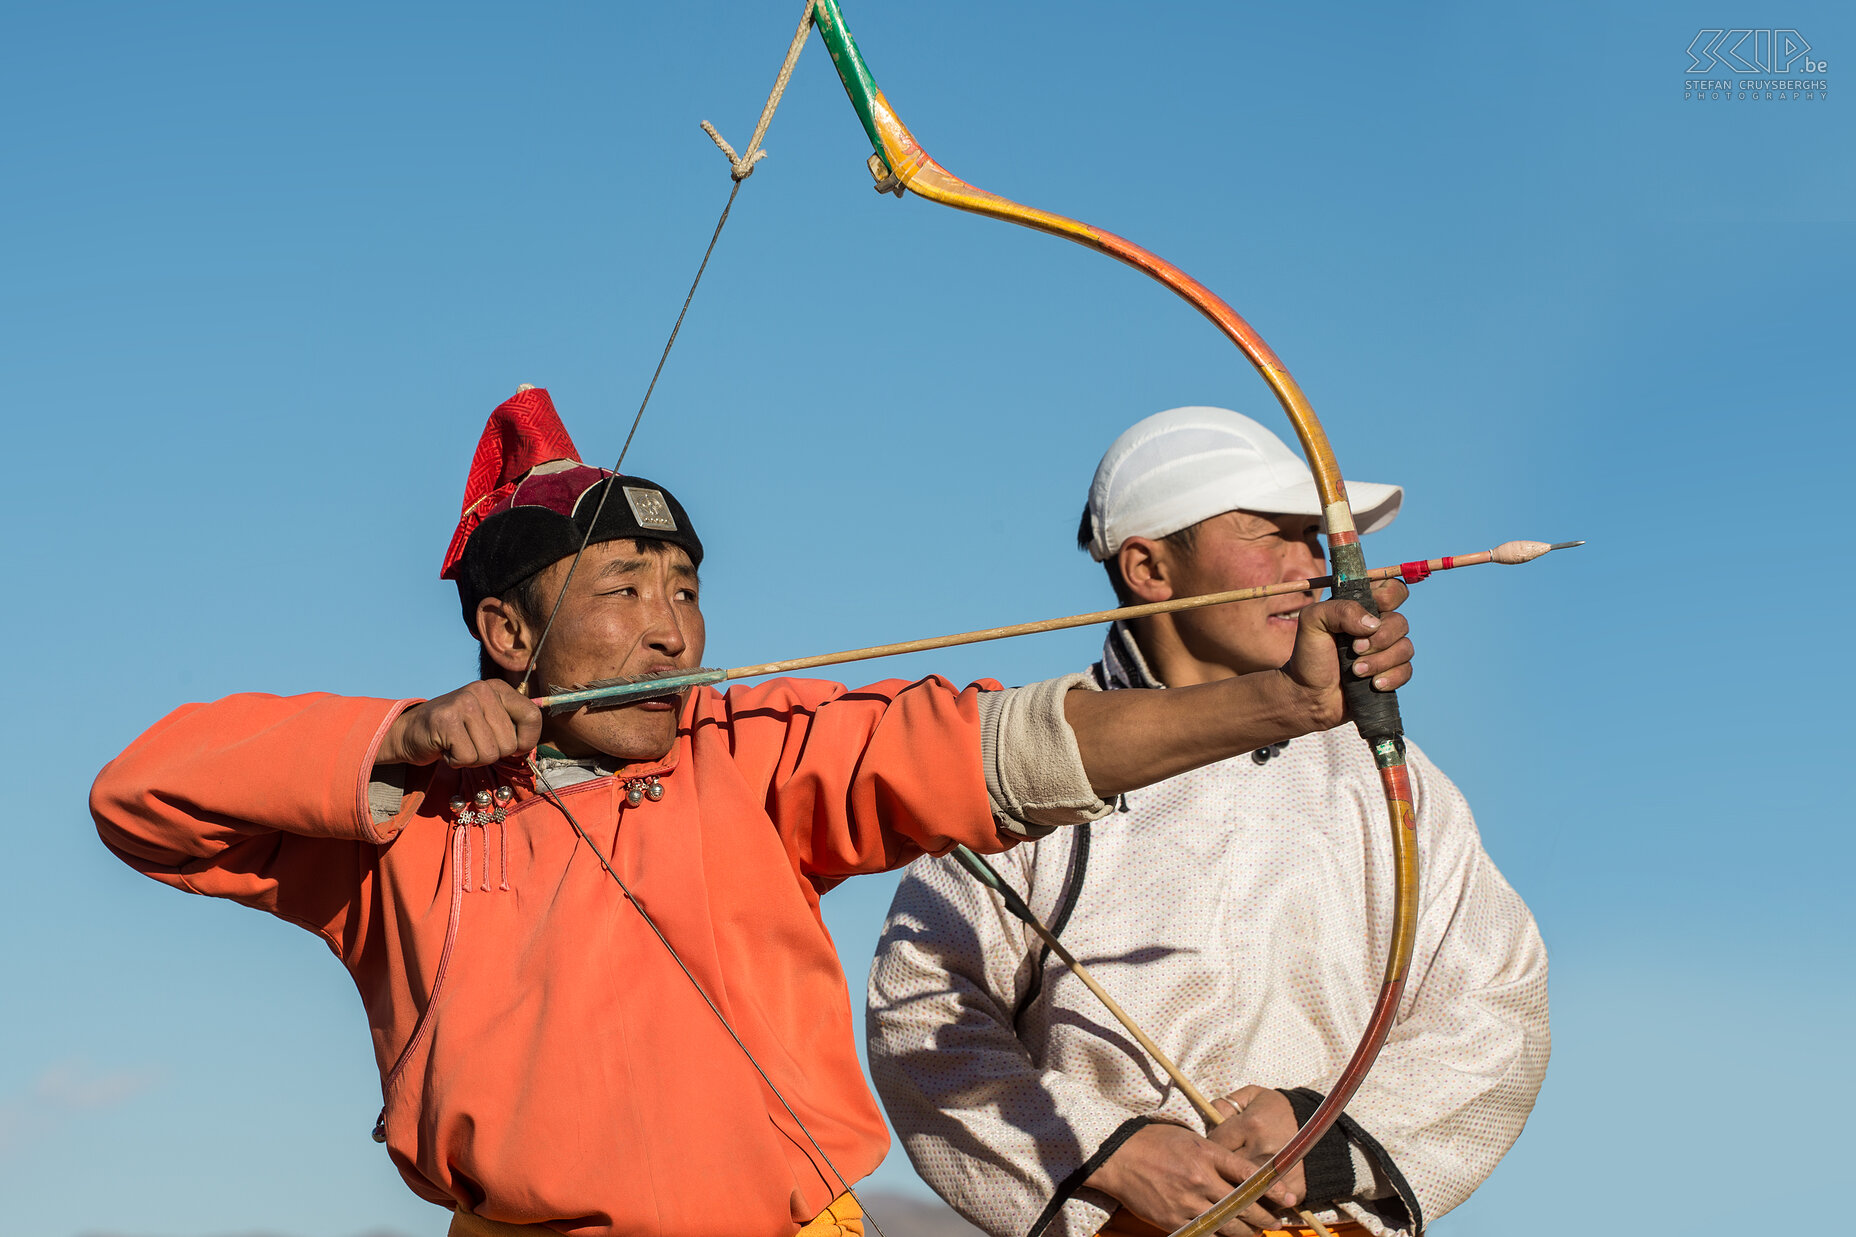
top-left (641, 596), bottom-right (688, 657)
top-left (1286, 536), bottom-right (1326, 579)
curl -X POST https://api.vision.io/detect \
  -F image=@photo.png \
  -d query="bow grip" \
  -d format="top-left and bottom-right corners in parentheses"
top-left (1329, 575), bottom-right (1405, 744)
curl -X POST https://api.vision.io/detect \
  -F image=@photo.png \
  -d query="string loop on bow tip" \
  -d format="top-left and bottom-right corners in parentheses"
top-left (700, 121), bottom-right (766, 181)
top-left (698, 0), bottom-right (818, 182)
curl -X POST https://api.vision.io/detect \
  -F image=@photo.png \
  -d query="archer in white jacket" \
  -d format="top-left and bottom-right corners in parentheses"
top-left (865, 408), bottom-right (1548, 1237)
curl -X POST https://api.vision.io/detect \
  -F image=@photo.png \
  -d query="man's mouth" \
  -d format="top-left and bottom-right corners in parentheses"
top-left (549, 666), bottom-right (689, 714)
top-left (608, 668), bottom-right (686, 712)
top-left (576, 688), bottom-right (684, 715)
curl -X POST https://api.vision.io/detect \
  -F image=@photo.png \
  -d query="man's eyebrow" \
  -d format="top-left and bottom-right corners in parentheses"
top-left (595, 557), bottom-right (652, 579)
top-left (593, 556), bottom-right (701, 584)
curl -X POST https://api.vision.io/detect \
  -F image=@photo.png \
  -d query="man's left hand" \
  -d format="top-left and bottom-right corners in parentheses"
top-left (1208, 1086), bottom-right (1306, 1204)
top-left (1281, 578), bottom-right (1413, 732)
top-left (1064, 578), bottom-right (1415, 795)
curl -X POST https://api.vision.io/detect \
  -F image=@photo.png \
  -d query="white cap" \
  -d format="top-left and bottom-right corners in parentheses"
top-left (1085, 406), bottom-right (1403, 561)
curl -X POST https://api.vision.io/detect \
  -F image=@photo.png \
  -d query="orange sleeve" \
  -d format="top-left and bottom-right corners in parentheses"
top-left (90, 692), bottom-right (423, 953)
top-left (714, 675), bottom-right (1009, 885)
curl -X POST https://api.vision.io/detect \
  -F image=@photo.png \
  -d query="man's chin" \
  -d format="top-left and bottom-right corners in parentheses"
top-left (548, 708), bottom-right (681, 766)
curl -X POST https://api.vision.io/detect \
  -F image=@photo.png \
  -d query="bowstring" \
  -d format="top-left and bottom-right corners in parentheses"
top-left (519, 0), bottom-right (818, 696)
top-left (517, 177), bottom-right (745, 695)
top-left (507, 9), bottom-right (891, 1232)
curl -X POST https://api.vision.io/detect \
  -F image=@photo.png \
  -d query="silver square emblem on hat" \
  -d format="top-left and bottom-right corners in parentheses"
top-left (622, 486), bottom-right (679, 531)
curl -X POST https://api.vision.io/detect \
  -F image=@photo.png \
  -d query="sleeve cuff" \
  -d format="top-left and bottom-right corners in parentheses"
top-left (976, 674), bottom-right (1116, 840)
top-left (1027, 1115), bottom-right (1157, 1237)
top-left (1347, 1141), bottom-right (1393, 1201)
top-left (354, 698), bottom-right (423, 843)
top-left (1279, 1087), bottom-right (1356, 1209)
top-left (368, 764), bottom-right (409, 825)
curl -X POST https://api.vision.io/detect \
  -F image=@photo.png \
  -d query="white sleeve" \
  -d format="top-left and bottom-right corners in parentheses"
top-left (867, 840), bottom-right (1156, 1237)
top-left (1337, 743), bottom-right (1551, 1230)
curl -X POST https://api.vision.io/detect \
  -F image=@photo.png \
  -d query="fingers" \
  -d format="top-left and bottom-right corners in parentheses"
top-left (1210, 1210), bottom-right (1269, 1233)
top-left (1319, 600), bottom-right (1414, 692)
top-left (1205, 1105), bottom-right (1247, 1151)
top-left (1370, 577), bottom-right (1410, 612)
top-left (1347, 602), bottom-right (1410, 682)
top-left (427, 682), bottom-right (545, 768)
top-left (488, 678), bottom-right (546, 752)
top-left (1351, 639), bottom-right (1413, 691)
top-left (1088, 1124), bottom-right (1287, 1236)
top-left (1309, 600), bottom-right (1403, 646)
top-left (443, 691), bottom-right (504, 768)
top-left (1302, 578), bottom-right (1409, 643)
top-left (1208, 1150), bottom-right (1292, 1231)
top-left (1294, 600), bottom-right (1392, 680)
top-left (1286, 599), bottom-right (1395, 721)
top-left (1226, 1085), bottom-right (1266, 1112)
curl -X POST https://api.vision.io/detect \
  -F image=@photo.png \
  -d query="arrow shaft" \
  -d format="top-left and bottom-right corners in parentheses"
top-left (532, 540), bottom-right (1577, 712)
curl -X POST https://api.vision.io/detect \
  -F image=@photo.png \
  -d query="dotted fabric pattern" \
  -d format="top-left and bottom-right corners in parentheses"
top-left (866, 625), bottom-right (1549, 1237)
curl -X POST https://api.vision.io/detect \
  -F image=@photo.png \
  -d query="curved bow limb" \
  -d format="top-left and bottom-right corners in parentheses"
top-left (811, 1), bottom-right (1348, 513)
top-left (810, 5), bottom-right (1421, 1233)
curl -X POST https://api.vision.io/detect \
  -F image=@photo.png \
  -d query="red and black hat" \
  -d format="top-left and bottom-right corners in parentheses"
top-left (441, 386), bottom-right (702, 631)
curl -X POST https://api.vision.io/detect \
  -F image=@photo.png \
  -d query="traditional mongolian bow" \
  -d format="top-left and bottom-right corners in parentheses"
top-left (515, 4), bottom-right (1572, 1234)
top-left (804, 3), bottom-right (1444, 1231)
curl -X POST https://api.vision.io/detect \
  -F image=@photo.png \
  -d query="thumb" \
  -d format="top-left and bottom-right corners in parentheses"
top-left (1299, 597), bottom-right (1381, 642)
top-left (1286, 598), bottom-right (1376, 692)
top-left (491, 679), bottom-right (545, 753)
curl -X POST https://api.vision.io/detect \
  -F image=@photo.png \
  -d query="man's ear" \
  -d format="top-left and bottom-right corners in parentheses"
top-left (475, 596), bottom-right (533, 676)
top-left (1118, 537), bottom-right (1174, 603)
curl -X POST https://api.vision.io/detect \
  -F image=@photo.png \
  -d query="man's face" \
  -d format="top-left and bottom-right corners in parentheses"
top-left (485, 539), bottom-right (706, 763)
top-left (1121, 510), bottom-right (1326, 677)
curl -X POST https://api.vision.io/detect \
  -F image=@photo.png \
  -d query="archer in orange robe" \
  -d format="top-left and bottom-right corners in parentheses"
top-left (92, 673), bottom-right (1004, 1236)
top-left (91, 386), bottom-right (1419, 1237)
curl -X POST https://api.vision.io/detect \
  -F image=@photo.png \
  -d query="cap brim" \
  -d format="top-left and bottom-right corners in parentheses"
top-left (1239, 478), bottom-right (1404, 534)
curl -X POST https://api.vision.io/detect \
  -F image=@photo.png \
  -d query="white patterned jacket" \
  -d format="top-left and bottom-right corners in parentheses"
top-left (867, 623), bottom-right (1549, 1237)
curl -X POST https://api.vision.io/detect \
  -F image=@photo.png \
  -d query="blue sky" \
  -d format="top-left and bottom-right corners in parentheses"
top-left (1, 2), bottom-right (1850, 1233)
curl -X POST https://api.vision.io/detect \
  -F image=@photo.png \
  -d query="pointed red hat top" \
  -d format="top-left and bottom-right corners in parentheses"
top-left (440, 386), bottom-right (583, 579)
